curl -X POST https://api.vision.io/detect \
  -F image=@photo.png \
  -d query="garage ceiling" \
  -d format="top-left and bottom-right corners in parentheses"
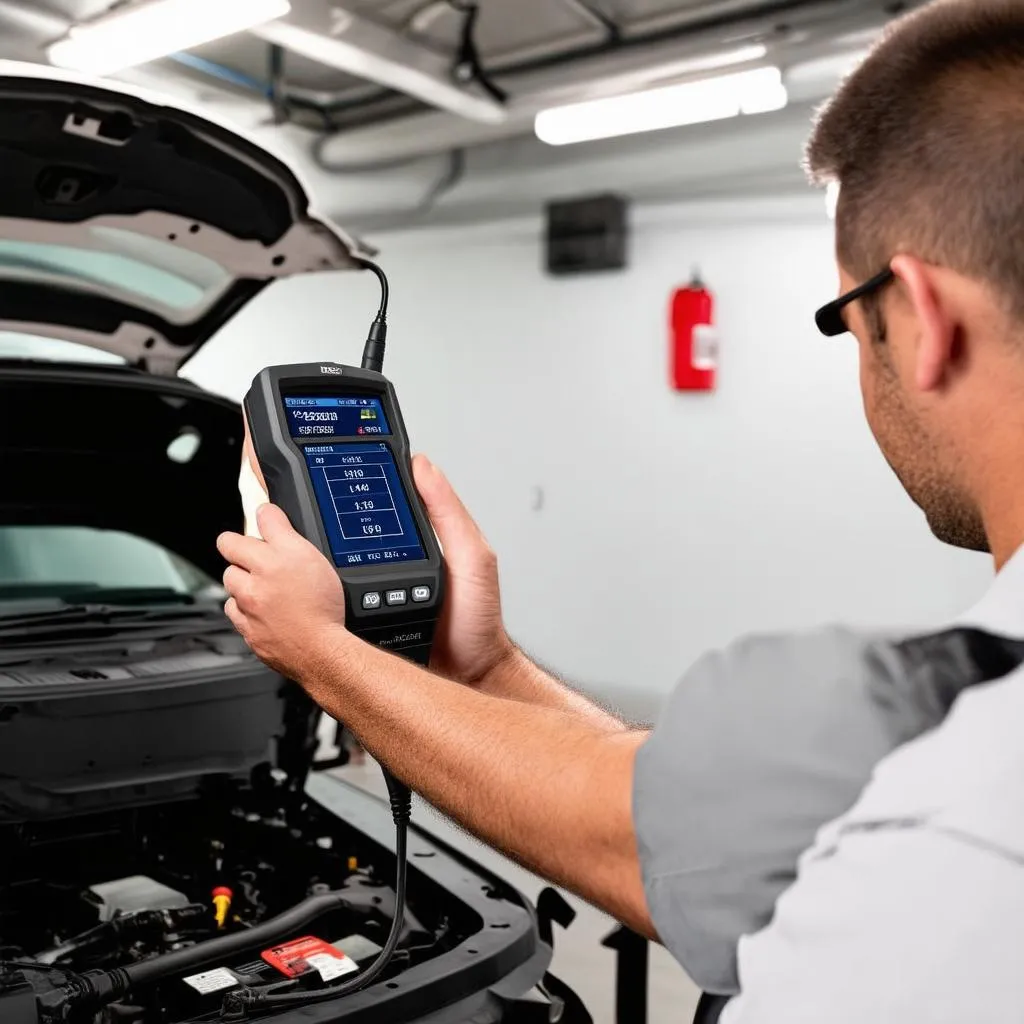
top-left (9, 0), bottom-right (880, 82)
top-left (0, 0), bottom-right (921, 225)
top-left (2, 1), bottom-right (916, 124)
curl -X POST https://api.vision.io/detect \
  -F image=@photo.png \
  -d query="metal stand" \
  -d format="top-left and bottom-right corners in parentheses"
top-left (602, 926), bottom-right (649, 1024)
top-left (693, 993), bottom-right (730, 1024)
top-left (601, 924), bottom-right (730, 1024)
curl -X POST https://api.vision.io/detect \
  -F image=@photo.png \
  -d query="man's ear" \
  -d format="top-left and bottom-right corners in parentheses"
top-left (890, 254), bottom-right (956, 392)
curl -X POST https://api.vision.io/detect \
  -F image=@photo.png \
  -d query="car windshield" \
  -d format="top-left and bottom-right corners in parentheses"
top-left (0, 526), bottom-right (222, 604)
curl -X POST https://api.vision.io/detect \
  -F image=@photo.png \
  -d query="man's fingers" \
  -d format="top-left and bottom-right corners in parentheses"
top-left (255, 503), bottom-right (299, 543)
top-left (222, 565), bottom-right (253, 607)
top-left (223, 597), bottom-right (248, 636)
top-left (412, 454), bottom-right (488, 567)
top-left (218, 531), bottom-right (269, 571)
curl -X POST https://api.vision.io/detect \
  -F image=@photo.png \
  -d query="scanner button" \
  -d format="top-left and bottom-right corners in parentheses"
top-left (386, 589), bottom-right (408, 607)
top-left (362, 592), bottom-right (382, 611)
top-left (411, 586), bottom-right (432, 603)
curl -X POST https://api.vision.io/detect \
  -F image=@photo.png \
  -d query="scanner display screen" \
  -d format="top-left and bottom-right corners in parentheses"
top-left (284, 396), bottom-right (391, 438)
top-left (301, 443), bottom-right (426, 567)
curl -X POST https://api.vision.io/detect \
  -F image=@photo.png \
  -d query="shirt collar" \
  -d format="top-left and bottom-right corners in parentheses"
top-left (956, 544), bottom-right (1024, 636)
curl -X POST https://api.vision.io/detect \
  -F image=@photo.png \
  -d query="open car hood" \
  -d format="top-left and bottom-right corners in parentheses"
top-left (0, 62), bottom-right (369, 375)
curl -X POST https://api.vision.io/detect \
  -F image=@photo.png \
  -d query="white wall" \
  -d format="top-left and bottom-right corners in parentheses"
top-left (186, 194), bottom-right (991, 714)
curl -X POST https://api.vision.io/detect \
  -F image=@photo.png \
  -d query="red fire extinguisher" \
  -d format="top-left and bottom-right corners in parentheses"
top-left (670, 272), bottom-right (717, 392)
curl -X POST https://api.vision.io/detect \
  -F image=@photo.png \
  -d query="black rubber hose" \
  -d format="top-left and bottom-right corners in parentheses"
top-left (115, 892), bottom-right (351, 989)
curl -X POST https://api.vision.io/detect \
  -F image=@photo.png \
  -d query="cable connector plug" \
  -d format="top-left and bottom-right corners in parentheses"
top-left (357, 259), bottom-right (390, 373)
top-left (361, 316), bottom-right (388, 375)
top-left (384, 770), bottom-right (412, 825)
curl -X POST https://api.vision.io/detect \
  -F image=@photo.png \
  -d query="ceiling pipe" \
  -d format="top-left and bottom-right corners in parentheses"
top-left (250, 0), bottom-right (507, 123)
top-left (313, 2), bottom-right (894, 168)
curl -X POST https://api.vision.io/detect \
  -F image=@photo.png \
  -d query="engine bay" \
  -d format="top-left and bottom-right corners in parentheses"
top-left (0, 784), bottom-right (481, 1023)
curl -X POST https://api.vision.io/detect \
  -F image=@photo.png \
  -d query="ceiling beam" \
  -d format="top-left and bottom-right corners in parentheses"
top-left (556, 0), bottom-right (621, 41)
top-left (250, 0), bottom-right (507, 124)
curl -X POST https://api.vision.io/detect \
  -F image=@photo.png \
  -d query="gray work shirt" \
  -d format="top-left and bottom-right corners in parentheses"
top-left (633, 553), bottom-right (1023, 996)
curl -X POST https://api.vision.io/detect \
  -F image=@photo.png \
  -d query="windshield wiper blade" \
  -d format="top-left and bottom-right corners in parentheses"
top-left (0, 586), bottom-right (207, 606)
top-left (0, 617), bottom-right (235, 650)
top-left (0, 603), bottom-right (226, 630)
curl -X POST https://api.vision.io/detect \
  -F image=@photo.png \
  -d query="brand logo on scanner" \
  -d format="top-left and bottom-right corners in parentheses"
top-left (320, 365), bottom-right (343, 375)
top-left (380, 633), bottom-right (424, 647)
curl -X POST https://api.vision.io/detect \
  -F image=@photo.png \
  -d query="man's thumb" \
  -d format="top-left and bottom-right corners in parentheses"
top-left (255, 503), bottom-right (298, 543)
top-left (412, 454), bottom-right (484, 564)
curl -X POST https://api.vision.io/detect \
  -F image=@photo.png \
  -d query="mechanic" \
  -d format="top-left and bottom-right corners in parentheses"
top-left (220, 1), bottom-right (1024, 1017)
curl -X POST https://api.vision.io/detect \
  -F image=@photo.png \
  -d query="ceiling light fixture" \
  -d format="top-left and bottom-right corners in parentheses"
top-left (535, 66), bottom-right (788, 146)
top-left (47, 0), bottom-right (291, 77)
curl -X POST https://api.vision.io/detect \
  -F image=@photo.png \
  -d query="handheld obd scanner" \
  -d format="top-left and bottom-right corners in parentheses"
top-left (242, 258), bottom-right (443, 668)
top-left (243, 363), bottom-right (443, 667)
top-left (231, 262), bottom-right (440, 1012)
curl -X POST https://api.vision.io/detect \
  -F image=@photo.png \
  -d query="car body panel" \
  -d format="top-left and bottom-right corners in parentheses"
top-left (0, 61), bottom-right (370, 373)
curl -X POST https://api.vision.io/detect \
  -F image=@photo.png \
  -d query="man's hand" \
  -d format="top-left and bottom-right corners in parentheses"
top-left (413, 456), bottom-right (627, 731)
top-left (217, 504), bottom-right (349, 680)
top-left (218, 471), bottom-right (653, 939)
top-left (412, 455), bottom-right (514, 684)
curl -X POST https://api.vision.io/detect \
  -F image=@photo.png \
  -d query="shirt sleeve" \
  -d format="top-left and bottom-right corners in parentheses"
top-left (720, 826), bottom-right (1024, 1024)
top-left (632, 626), bottom-right (926, 994)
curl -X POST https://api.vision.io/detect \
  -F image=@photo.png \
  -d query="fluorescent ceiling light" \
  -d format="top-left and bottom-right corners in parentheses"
top-left (535, 66), bottom-right (788, 146)
top-left (48, 0), bottom-right (291, 77)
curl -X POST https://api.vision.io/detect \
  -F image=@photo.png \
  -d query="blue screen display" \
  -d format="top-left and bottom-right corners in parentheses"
top-left (302, 443), bottom-right (427, 567)
top-left (284, 396), bottom-right (391, 439)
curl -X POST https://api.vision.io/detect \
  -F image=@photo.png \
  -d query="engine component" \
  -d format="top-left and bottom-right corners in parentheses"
top-left (73, 889), bottom-right (355, 1010)
top-left (333, 934), bottom-right (382, 964)
top-left (0, 786), bottom-right (478, 1024)
top-left (88, 876), bottom-right (190, 923)
top-left (223, 807), bottom-right (410, 1016)
top-left (0, 970), bottom-right (38, 1024)
top-left (36, 905), bottom-right (211, 966)
top-left (212, 887), bottom-right (234, 929)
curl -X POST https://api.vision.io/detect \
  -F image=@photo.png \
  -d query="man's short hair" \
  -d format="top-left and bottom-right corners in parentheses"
top-left (806, 0), bottom-right (1024, 316)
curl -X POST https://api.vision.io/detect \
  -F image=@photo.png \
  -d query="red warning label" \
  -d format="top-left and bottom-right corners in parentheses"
top-left (262, 936), bottom-right (357, 981)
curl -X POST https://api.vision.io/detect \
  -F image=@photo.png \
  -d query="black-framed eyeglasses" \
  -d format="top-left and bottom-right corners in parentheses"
top-left (815, 267), bottom-right (895, 337)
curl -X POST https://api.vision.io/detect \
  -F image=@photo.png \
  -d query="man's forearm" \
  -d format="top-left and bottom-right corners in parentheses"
top-left (305, 630), bottom-right (654, 936)
top-left (477, 642), bottom-right (629, 733)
